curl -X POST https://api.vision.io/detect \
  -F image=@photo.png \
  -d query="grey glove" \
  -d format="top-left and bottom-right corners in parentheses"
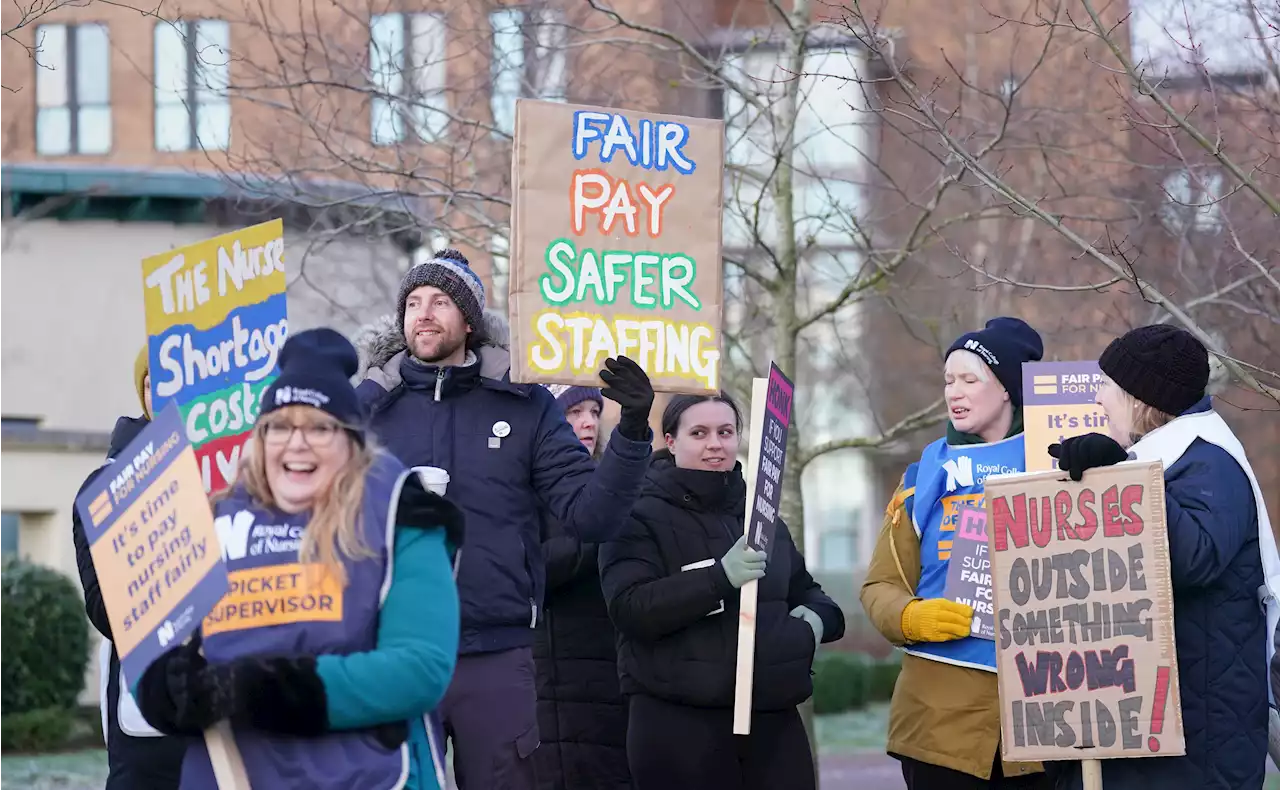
top-left (790, 605), bottom-right (824, 644)
top-left (720, 535), bottom-right (767, 588)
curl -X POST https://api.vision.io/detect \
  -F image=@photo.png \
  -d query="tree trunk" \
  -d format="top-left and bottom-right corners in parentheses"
top-left (769, 0), bottom-right (818, 780)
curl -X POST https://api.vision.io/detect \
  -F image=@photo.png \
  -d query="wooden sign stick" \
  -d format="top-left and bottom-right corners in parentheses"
top-left (205, 722), bottom-right (252, 789)
top-left (732, 377), bottom-right (769, 736)
top-left (1082, 758), bottom-right (1103, 790)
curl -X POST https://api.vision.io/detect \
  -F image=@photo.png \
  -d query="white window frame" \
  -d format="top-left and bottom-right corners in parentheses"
top-left (153, 19), bottom-right (231, 152)
top-left (1160, 167), bottom-right (1225, 235)
top-left (369, 12), bottom-right (449, 146)
top-left (35, 23), bottom-right (112, 156)
top-left (489, 7), bottom-right (567, 136)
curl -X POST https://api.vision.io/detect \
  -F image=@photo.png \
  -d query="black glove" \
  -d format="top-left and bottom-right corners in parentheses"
top-left (599, 356), bottom-right (654, 442)
top-left (134, 636), bottom-right (236, 736)
top-left (398, 470), bottom-right (466, 553)
top-left (1048, 433), bottom-right (1129, 482)
top-left (229, 656), bottom-right (329, 737)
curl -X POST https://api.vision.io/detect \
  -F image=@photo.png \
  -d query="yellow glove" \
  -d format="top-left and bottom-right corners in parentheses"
top-left (901, 598), bottom-right (974, 643)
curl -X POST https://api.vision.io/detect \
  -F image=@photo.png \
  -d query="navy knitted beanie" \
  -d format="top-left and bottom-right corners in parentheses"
top-left (1098, 324), bottom-right (1208, 416)
top-left (260, 328), bottom-right (364, 431)
top-left (946, 317), bottom-right (1045, 407)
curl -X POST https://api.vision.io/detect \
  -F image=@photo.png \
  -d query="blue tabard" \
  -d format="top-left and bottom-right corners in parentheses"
top-left (180, 451), bottom-right (446, 790)
top-left (906, 433), bottom-right (1025, 672)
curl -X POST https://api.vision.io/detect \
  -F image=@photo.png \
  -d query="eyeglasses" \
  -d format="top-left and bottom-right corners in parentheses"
top-left (261, 420), bottom-right (345, 447)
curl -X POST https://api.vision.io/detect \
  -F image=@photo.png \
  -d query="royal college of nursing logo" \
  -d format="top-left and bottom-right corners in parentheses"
top-left (963, 338), bottom-right (999, 368)
top-left (274, 386), bottom-right (331, 409)
top-left (215, 511), bottom-right (255, 561)
top-left (942, 455), bottom-right (975, 493)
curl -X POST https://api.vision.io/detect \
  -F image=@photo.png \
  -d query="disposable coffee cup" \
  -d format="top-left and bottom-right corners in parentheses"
top-left (415, 466), bottom-right (450, 496)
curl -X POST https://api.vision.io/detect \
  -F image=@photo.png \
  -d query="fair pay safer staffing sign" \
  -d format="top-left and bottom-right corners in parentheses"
top-left (75, 403), bottom-right (229, 686)
top-left (142, 219), bottom-right (288, 493)
top-left (509, 100), bottom-right (725, 394)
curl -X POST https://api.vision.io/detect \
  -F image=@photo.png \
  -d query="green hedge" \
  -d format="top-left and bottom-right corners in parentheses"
top-left (0, 707), bottom-right (74, 753)
top-left (1, 556), bottom-right (90, 716)
top-left (813, 652), bottom-right (901, 715)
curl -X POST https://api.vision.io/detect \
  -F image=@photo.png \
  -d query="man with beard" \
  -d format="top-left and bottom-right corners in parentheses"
top-left (356, 249), bottom-right (655, 790)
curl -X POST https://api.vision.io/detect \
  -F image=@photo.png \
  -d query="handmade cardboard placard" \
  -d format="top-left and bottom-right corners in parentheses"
top-left (142, 219), bottom-right (288, 493)
top-left (1023, 361), bottom-right (1107, 473)
top-left (985, 462), bottom-right (1185, 762)
top-left (509, 99), bottom-right (725, 393)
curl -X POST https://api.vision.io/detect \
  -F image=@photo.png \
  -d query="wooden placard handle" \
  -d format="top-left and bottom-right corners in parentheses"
top-left (205, 721), bottom-right (252, 789)
top-left (731, 377), bottom-right (769, 736)
top-left (1081, 758), bottom-right (1103, 790)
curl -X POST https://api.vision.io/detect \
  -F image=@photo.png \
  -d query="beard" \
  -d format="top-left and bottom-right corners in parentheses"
top-left (407, 329), bottom-right (466, 364)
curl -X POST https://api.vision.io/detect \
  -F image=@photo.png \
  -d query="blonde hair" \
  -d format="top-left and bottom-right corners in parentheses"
top-left (1115, 389), bottom-right (1177, 445)
top-left (218, 410), bottom-right (377, 586)
top-left (945, 349), bottom-right (992, 382)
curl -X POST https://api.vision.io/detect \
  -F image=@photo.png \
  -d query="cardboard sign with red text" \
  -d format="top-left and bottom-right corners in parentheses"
top-left (984, 462), bottom-right (1185, 761)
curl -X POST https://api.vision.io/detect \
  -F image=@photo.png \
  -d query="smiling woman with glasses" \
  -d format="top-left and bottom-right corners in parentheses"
top-left (133, 328), bottom-right (465, 790)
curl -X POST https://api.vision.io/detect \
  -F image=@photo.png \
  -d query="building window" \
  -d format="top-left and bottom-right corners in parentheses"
top-left (489, 8), bottom-right (566, 136)
top-left (154, 20), bottom-right (231, 152)
top-left (370, 13), bottom-right (448, 146)
top-left (490, 232), bottom-right (510, 311)
top-left (818, 527), bottom-right (858, 570)
top-left (1161, 168), bottom-right (1225, 234)
top-left (722, 46), bottom-right (867, 250)
top-left (1, 512), bottom-right (19, 557)
top-left (35, 23), bottom-right (112, 155)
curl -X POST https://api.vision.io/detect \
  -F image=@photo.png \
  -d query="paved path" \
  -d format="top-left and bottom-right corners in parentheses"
top-left (821, 751), bottom-right (906, 789)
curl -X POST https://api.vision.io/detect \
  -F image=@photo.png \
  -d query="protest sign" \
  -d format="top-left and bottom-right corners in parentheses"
top-left (747, 363), bottom-right (793, 554)
top-left (1023, 361), bottom-right (1107, 472)
top-left (509, 99), bottom-right (725, 393)
top-left (985, 462), bottom-right (1184, 762)
top-left (943, 504), bottom-right (995, 640)
top-left (732, 363), bottom-right (795, 735)
top-left (142, 219), bottom-right (288, 493)
top-left (74, 402), bottom-right (229, 687)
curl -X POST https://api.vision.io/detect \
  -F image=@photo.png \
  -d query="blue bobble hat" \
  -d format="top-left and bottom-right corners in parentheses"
top-left (396, 248), bottom-right (487, 334)
top-left (260, 328), bottom-right (364, 434)
top-left (945, 317), bottom-right (1045, 407)
top-left (544, 384), bottom-right (604, 414)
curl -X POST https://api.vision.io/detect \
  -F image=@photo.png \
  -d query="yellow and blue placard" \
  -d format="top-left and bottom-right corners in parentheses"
top-left (141, 219), bottom-right (288, 493)
top-left (75, 402), bottom-right (230, 686)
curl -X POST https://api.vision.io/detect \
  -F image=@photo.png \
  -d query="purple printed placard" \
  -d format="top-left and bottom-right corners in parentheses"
top-left (74, 402), bottom-right (230, 686)
top-left (1022, 361), bottom-right (1104, 407)
top-left (943, 504), bottom-right (995, 640)
top-left (748, 363), bottom-right (793, 555)
top-left (1023, 361), bottom-right (1108, 472)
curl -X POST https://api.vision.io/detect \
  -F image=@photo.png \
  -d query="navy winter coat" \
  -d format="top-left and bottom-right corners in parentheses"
top-left (355, 313), bottom-right (651, 655)
top-left (532, 505), bottom-right (631, 790)
top-left (1048, 399), bottom-right (1268, 790)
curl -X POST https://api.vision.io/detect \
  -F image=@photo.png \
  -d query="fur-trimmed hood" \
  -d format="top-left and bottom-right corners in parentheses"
top-left (352, 309), bottom-right (512, 392)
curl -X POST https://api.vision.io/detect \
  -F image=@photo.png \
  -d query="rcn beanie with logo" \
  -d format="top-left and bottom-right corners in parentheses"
top-left (260, 328), bottom-right (364, 434)
top-left (946, 317), bottom-right (1045, 407)
top-left (1098, 324), bottom-right (1208, 416)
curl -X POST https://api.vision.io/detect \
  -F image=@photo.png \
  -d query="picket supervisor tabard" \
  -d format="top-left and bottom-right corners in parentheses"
top-left (983, 461), bottom-right (1186, 762)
